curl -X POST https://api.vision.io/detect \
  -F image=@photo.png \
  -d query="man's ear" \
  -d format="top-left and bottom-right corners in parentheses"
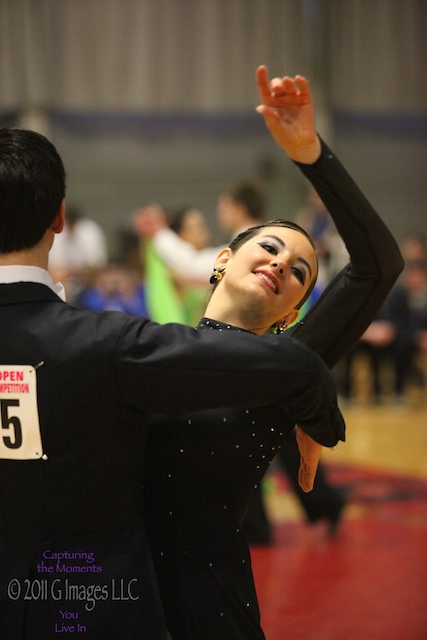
top-left (51, 200), bottom-right (66, 234)
top-left (214, 247), bottom-right (232, 269)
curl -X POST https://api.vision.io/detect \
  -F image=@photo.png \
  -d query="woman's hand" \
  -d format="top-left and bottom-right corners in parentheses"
top-left (256, 65), bottom-right (321, 164)
top-left (295, 425), bottom-right (323, 492)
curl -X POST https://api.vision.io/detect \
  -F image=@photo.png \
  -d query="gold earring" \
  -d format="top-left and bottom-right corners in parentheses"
top-left (276, 319), bottom-right (288, 333)
top-left (210, 265), bottom-right (226, 284)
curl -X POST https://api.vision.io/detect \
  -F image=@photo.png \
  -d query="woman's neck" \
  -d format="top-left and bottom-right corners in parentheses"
top-left (204, 297), bottom-right (270, 335)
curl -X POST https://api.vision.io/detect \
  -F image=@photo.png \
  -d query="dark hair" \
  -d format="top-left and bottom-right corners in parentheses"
top-left (212, 219), bottom-right (319, 310)
top-left (169, 206), bottom-right (195, 235)
top-left (0, 128), bottom-right (66, 253)
top-left (223, 180), bottom-right (266, 221)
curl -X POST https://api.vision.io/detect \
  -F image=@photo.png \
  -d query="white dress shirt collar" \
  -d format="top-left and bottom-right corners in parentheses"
top-left (0, 265), bottom-right (66, 301)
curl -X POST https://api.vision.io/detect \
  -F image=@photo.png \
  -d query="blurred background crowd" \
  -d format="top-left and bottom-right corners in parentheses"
top-left (46, 186), bottom-right (427, 410)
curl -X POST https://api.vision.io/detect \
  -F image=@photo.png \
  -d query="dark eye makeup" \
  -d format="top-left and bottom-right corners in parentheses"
top-left (291, 266), bottom-right (306, 285)
top-left (258, 241), bottom-right (277, 255)
top-left (258, 240), bottom-right (307, 285)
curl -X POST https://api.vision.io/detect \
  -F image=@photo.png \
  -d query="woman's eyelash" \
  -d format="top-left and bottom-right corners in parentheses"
top-left (292, 267), bottom-right (305, 284)
top-left (259, 242), bottom-right (277, 255)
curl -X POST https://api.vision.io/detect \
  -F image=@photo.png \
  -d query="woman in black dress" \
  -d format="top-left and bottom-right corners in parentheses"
top-left (144, 66), bottom-right (403, 639)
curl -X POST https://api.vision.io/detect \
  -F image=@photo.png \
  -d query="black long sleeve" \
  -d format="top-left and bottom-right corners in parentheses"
top-left (289, 138), bottom-right (404, 368)
top-left (119, 317), bottom-right (343, 445)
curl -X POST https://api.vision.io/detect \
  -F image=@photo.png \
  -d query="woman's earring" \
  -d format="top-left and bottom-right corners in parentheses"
top-left (276, 319), bottom-right (288, 333)
top-left (210, 265), bottom-right (226, 284)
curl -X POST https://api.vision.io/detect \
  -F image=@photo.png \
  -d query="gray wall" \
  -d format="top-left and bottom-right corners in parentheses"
top-left (48, 113), bottom-right (426, 257)
top-left (1, 0), bottom-right (426, 257)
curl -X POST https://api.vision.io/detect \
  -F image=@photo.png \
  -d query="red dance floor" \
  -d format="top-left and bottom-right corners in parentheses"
top-left (251, 465), bottom-right (427, 640)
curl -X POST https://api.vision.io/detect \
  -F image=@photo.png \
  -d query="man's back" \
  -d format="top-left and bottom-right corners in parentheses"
top-left (0, 282), bottom-right (165, 639)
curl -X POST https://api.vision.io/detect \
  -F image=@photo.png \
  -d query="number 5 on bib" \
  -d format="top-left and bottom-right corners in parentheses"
top-left (0, 365), bottom-right (44, 460)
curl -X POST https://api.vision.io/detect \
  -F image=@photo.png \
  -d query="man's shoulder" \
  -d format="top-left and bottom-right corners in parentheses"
top-left (0, 282), bottom-right (150, 336)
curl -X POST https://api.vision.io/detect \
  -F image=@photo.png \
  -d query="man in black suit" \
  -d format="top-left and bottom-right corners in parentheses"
top-left (0, 128), bottom-right (343, 639)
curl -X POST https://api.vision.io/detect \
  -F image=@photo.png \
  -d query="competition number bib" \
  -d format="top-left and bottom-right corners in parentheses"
top-left (0, 365), bottom-right (43, 459)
